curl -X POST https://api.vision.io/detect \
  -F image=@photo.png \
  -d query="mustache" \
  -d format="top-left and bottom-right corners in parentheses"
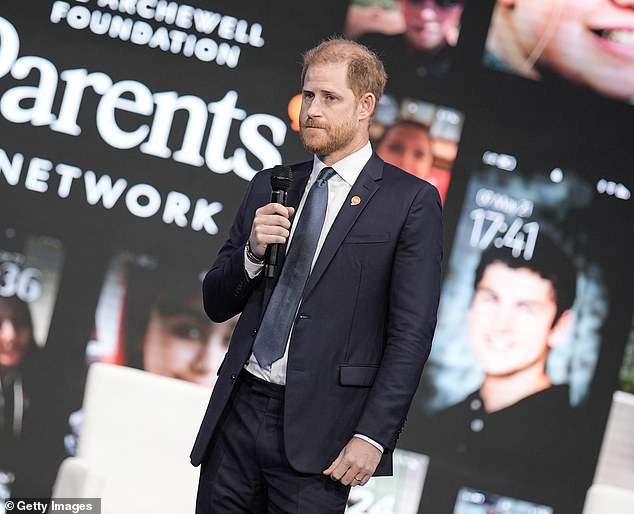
top-left (302, 119), bottom-right (328, 129)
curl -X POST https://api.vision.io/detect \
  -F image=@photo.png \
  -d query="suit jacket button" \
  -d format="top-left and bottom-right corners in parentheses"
top-left (230, 373), bottom-right (237, 382)
top-left (252, 328), bottom-right (258, 335)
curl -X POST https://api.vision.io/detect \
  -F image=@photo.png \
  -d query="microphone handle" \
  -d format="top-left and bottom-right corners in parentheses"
top-left (265, 189), bottom-right (288, 279)
top-left (270, 189), bottom-right (287, 206)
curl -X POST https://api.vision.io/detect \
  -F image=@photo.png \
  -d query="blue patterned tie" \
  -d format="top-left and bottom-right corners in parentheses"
top-left (253, 166), bottom-right (336, 367)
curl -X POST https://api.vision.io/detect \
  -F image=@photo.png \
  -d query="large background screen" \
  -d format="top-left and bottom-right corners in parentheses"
top-left (1, 1), bottom-right (632, 512)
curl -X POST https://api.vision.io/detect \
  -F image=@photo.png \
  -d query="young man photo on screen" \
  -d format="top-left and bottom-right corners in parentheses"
top-left (464, 237), bottom-right (575, 414)
top-left (411, 237), bottom-right (586, 513)
top-left (190, 37), bottom-right (443, 513)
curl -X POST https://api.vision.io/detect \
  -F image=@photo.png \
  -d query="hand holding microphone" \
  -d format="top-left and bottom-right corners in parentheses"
top-left (248, 166), bottom-right (293, 278)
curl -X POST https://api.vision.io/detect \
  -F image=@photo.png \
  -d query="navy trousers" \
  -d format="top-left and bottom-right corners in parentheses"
top-left (196, 371), bottom-right (351, 513)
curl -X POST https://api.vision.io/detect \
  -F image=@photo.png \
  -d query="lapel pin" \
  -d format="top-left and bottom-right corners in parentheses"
top-left (350, 195), bottom-right (361, 206)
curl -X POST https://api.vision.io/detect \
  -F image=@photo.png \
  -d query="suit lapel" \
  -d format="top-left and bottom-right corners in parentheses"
top-left (302, 153), bottom-right (384, 301)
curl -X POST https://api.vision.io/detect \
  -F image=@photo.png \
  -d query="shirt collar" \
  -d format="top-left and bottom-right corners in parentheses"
top-left (311, 142), bottom-right (372, 187)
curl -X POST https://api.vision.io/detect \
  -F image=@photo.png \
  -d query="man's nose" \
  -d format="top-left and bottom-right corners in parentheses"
top-left (305, 98), bottom-right (322, 118)
top-left (490, 306), bottom-right (514, 332)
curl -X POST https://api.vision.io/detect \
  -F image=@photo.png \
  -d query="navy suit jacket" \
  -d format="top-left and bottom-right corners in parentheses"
top-left (190, 152), bottom-right (443, 476)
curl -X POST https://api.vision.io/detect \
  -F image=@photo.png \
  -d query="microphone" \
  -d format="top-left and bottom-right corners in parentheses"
top-left (265, 165), bottom-right (293, 279)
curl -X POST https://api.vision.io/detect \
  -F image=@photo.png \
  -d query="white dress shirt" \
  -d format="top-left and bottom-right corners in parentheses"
top-left (242, 142), bottom-right (384, 453)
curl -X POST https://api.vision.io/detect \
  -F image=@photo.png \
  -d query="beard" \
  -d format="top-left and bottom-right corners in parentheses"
top-left (299, 116), bottom-right (357, 157)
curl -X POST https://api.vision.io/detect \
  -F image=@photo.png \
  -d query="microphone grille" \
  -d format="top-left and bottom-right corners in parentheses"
top-left (271, 165), bottom-right (293, 191)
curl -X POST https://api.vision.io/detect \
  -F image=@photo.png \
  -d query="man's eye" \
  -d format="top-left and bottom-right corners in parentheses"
top-left (518, 303), bottom-right (538, 315)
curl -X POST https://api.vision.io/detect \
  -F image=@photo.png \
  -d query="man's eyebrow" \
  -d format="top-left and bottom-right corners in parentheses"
top-left (303, 86), bottom-right (341, 96)
top-left (516, 299), bottom-right (548, 307)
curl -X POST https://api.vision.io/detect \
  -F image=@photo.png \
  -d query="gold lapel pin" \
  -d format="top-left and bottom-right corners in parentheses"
top-left (350, 196), bottom-right (361, 206)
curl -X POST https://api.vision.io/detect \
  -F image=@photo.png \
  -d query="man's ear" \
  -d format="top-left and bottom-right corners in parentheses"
top-left (498, 0), bottom-right (516, 8)
top-left (548, 309), bottom-right (573, 349)
top-left (358, 92), bottom-right (376, 121)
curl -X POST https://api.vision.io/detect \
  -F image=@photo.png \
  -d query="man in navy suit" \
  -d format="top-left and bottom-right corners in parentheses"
top-left (192, 37), bottom-right (443, 513)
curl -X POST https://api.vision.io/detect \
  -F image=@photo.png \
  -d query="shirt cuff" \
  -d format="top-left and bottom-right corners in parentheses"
top-left (354, 434), bottom-right (384, 453)
top-left (244, 246), bottom-right (264, 279)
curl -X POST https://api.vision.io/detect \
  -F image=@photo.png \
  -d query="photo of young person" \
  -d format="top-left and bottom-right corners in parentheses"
top-left (344, 0), bottom-right (406, 40)
top-left (484, 0), bottom-right (634, 103)
top-left (135, 289), bottom-right (237, 388)
top-left (463, 237), bottom-right (576, 414)
top-left (0, 295), bottom-right (43, 502)
top-left (0, 231), bottom-right (64, 501)
top-left (86, 252), bottom-right (237, 389)
top-left (354, 0), bottom-right (465, 91)
top-left (397, 161), bottom-right (624, 513)
top-left (0, 295), bottom-right (40, 456)
top-left (376, 120), bottom-right (434, 182)
top-left (66, 253), bottom-right (238, 457)
top-left (372, 97), bottom-right (464, 202)
top-left (414, 236), bottom-right (582, 513)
